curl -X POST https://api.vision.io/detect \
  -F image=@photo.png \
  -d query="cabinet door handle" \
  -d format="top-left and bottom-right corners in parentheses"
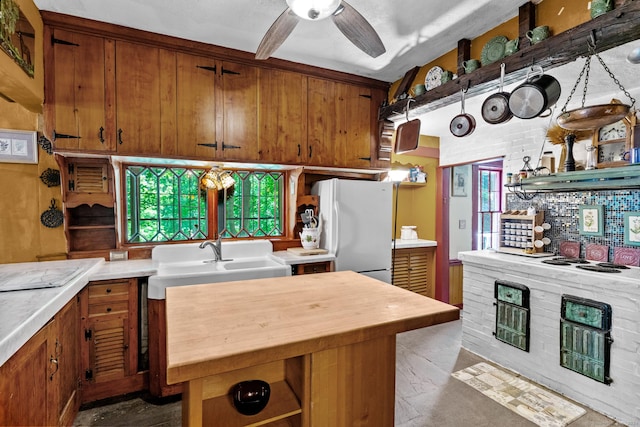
top-left (106, 307), bottom-right (112, 313)
top-left (49, 356), bottom-right (59, 381)
top-left (297, 144), bottom-right (301, 156)
top-left (98, 126), bottom-right (105, 143)
top-left (106, 288), bottom-right (111, 293)
top-left (308, 145), bottom-right (312, 158)
top-left (117, 128), bottom-right (124, 145)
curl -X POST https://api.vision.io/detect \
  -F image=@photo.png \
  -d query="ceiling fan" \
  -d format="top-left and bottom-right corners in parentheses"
top-left (255, 0), bottom-right (386, 60)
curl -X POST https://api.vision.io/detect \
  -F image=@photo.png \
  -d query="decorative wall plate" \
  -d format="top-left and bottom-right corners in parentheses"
top-left (481, 36), bottom-right (508, 66)
top-left (425, 66), bottom-right (444, 91)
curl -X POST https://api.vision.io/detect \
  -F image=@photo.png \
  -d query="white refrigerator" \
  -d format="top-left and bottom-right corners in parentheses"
top-left (311, 178), bottom-right (392, 283)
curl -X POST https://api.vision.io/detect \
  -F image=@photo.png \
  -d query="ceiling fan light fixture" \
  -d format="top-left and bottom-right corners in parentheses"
top-left (286, 0), bottom-right (341, 20)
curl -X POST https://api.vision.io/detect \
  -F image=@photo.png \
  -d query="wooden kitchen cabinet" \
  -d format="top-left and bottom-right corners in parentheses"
top-left (258, 68), bottom-right (308, 164)
top-left (292, 261), bottom-right (332, 275)
top-left (392, 247), bottom-right (435, 298)
top-left (44, 18), bottom-right (386, 168)
top-left (47, 29), bottom-right (115, 152)
top-left (79, 278), bottom-right (144, 403)
top-left (308, 78), bottom-right (377, 168)
top-left (114, 41), bottom-right (163, 155)
top-left (0, 298), bottom-right (80, 427)
top-left (58, 156), bottom-right (117, 258)
top-left (218, 61), bottom-right (259, 161)
top-left (175, 52), bottom-right (218, 158)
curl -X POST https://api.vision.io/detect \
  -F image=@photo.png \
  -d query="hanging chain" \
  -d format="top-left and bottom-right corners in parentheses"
top-left (561, 39), bottom-right (636, 113)
top-left (560, 54), bottom-right (591, 113)
top-left (588, 42), bottom-right (636, 108)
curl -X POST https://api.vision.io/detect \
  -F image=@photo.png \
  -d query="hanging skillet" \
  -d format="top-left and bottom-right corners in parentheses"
top-left (482, 63), bottom-right (513, 124)
top-left (450, 87), bottom-right (476, 137)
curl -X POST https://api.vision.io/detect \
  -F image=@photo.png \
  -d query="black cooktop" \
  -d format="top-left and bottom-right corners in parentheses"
top-left (576, 265), bottom-right (622, 273)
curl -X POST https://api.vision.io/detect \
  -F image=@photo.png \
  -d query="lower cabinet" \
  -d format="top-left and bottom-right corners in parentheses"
top-left (148, 298), bottom-right (182, 398)
top-left (79, 278), bottom-right (145, 403)
top-left (392, 247), bottom-right (436, 298)
top-left (0, 297), bottom-right (80, 426)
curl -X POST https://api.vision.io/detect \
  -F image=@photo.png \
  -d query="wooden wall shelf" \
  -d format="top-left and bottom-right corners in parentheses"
top-left (380, 2), bottom-right (640, 120)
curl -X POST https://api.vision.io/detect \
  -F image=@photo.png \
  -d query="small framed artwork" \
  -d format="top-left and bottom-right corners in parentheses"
top-left (451, 165), bottom-right (469, 197)
top-left (579, 205), bottom-right (604, 236)
top-left (623, 212), bottom-right (640, 246)
top-left (0, 129), bottom-right (38, 164)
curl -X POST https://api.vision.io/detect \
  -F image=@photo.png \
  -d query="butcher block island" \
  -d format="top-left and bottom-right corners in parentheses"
top-left (166, 271), bottom-right (459, 426)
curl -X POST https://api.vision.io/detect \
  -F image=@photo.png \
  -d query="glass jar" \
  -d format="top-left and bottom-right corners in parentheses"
top-left (585, 145), bottom-right (597, 170)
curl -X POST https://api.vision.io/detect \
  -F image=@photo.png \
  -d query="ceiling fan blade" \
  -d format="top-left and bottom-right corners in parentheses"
top-left (256, 8), bottom-right (300, 60)
top-left (331, 1), bottom-right (385, 58)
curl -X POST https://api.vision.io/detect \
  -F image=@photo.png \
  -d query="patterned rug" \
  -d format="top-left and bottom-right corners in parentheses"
top-left (452, 362), bottom-right (586, 427)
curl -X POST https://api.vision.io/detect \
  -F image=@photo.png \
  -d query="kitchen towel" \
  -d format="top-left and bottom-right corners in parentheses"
top-left (452, 362), bottom-right (585, 427)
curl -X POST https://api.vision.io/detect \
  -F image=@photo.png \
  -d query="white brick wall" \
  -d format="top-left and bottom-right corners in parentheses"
top-left (459, 251), bottom-right (640, 425)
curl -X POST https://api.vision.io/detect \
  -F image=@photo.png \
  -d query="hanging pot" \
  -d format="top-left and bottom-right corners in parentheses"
top-left (508, 67), bottom-right (561, 119)
top-left (482, 63), bottom-right (512, 124)
top-left (395, 99), bottom-right (420, 153)
top-left (450, 88), bottom-right (476, 137)
top-left (556, 103), bottom-right (630, 130)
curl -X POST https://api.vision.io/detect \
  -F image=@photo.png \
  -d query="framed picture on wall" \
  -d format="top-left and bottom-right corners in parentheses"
top-left (0, 129), bottom-right (38, 164)
top-left (624, 212), bottom-right (640, 246)
top-left (451, 166), bottom-right (468, 197)
top-left (579, 205), bottom-right (604, 236)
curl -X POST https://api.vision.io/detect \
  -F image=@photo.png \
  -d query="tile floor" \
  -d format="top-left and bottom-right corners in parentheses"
top-left (73, 319), bottom-right (623, 427)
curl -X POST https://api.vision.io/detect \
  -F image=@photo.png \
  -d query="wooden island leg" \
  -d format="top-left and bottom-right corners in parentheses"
top-left (182, 378), bottom-right (203, 427)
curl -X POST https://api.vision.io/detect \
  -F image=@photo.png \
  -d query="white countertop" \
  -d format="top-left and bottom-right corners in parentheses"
top-left (1, 252), bottom-right (347, 366)
top-left (459, 249), bottom-right (640, 286)
top-left (393, 239), bottom-right (437, 249)
top-left (0, 258), bottom-right (105, 366)
top-left (270, 250), bottom-right (336, 265)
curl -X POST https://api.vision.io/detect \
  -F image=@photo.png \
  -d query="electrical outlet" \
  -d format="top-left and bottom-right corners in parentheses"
top-left (459, 220), bottom-right (466, 229)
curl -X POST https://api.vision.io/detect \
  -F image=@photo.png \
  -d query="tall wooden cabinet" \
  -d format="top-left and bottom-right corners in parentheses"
top-left (48, 29), bottom-right (114, 152)
top-left (0, 298), bottom-right (80, 427)
top-left (79, 278), bottom-right (144, 403)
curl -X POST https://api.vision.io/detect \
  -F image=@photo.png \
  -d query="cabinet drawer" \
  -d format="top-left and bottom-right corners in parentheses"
top-left (88, 281), bottom-right (129, 300)
top-left (88, 301), bottom-right (129, 317)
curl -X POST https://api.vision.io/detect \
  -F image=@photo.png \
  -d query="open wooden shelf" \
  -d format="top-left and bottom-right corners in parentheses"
top-left (202, 380), bottom-right (301, 427)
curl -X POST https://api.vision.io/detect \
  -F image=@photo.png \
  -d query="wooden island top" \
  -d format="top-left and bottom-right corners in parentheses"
top-left (166, 271), bottom-right (459, 426)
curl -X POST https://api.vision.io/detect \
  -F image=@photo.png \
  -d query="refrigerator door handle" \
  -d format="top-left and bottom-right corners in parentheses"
top-left (333, 200), bottom-right (340, 255)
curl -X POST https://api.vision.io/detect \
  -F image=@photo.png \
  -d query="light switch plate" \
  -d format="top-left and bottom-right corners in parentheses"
top-left (109, 250), bottom-right (128, 261)
top-left (459, 220), bottom-right (466, 229)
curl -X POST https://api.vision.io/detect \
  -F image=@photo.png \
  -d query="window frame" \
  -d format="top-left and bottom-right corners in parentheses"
top-left (118, 162), bottom-right (288, 248)
top-left (471, 162), bottom-right (503, 251)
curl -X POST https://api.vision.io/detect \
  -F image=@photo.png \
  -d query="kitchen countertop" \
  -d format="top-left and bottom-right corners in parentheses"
top-left (270, 250), bottom-right (336, 265)
top-left (459, 249), bottom-right (640, 286)
top-left (393, 239), bottom-right (438, 249)
top-left (0, 258), bottom-right (105, 366)
top-left (90, 258), bottom-right (156, 281)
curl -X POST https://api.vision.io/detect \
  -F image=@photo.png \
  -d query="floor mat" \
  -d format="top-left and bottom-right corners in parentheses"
top-left (452, 362), bottom-right (586, 427)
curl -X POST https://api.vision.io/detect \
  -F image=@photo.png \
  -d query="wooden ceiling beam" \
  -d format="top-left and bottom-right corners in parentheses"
top-left (379, 1), bottom-right (640, 121)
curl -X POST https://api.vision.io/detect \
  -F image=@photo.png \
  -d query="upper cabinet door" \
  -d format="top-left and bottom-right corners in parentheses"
top-left (114, 41), bottom-right (162, 155)
top-left (307, 77), bottom-right (338, 166)
top-left (258, 68), bottom-right (307, 164)
top-left (50, 29), bottom-right (114, 152)
top-left (219, 61), bottom-right (258, 161)
top-left (338, 83), bottom-right (373, 168)
top-left (175, 52), bottom-right (218, 159)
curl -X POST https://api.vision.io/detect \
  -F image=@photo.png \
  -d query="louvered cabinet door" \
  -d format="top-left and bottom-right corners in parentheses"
top-left (391, 251), bottom-right (411, 290)
top-left (80, 279), bottom-right (140, 404)
top-left (392, 248), bottom-right (434, 298)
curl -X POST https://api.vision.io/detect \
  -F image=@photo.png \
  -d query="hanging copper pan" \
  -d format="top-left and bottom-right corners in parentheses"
top-left (556, 103), bottom-right (630, 130)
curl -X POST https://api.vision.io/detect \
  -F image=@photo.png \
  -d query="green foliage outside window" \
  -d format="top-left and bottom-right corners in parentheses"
top-left (218, 171), bottom-right (284, 238)
top-left (124, 165), bottom-right (284, 244)
top-left (125, 166), bottom-right (208, 243)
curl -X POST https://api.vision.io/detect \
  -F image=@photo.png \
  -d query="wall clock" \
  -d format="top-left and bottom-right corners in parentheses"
top-left (592, 108), bottom-right (636, 168)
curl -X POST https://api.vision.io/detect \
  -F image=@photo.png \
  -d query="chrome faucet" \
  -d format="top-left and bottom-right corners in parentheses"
top-left (199, 237), bottom-right (232, 262)
top-left (199, 238), bottom-right (223, 261)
